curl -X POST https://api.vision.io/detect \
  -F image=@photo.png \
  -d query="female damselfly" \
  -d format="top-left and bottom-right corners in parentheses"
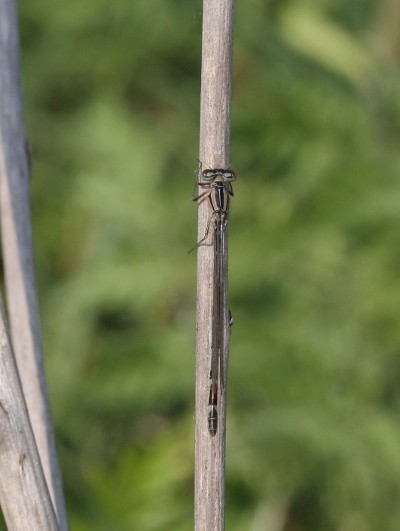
top-left (192, 163), bottom-right (236, 436)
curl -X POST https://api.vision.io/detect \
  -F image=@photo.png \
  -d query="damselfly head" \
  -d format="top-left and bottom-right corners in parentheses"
top-left (201, 168), bottom-right (236, 182)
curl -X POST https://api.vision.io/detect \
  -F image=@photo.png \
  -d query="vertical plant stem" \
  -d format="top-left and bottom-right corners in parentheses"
top-left (195, 0), bottom-right (234, 529)
top-left (0, 1), bottom-right (69, 529)
top-left (0, 296), bottom-right (59, 531)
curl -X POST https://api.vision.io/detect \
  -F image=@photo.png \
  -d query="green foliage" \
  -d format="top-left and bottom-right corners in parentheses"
top-left (11, 0), bottom-right (400, 528)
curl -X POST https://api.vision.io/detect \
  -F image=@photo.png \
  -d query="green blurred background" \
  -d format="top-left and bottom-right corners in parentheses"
top-left (10, 0), bottom-right (400, 529)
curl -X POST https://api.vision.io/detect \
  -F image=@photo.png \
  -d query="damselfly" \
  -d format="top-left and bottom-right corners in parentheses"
top-left (192, 163), bottom-right (236, 436)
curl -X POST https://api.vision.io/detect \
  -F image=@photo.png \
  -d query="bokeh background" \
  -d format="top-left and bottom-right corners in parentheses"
top-left (7, 0), bottom-right (400, 529)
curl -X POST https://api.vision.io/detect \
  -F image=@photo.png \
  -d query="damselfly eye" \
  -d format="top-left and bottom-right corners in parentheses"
top-left (202, 170), bottom-right (216, 181)
top-left (222, 170), bottom-right (236, 181)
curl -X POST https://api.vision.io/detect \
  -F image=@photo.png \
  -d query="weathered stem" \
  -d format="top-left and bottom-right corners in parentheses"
top-left (0, 296), bottom-right (59, 530)
top-left (195, 0), bottom-right (234, 529)
top-left (0, 1), bottom-right (69, 529)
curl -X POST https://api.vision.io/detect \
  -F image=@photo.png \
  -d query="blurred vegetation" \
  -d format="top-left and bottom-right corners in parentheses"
top-left (4, 0), bottom-right (400, 528)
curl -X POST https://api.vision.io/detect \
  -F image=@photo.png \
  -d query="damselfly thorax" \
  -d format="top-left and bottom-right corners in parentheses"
top-left (191, 166), bottom-right (236, 250)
